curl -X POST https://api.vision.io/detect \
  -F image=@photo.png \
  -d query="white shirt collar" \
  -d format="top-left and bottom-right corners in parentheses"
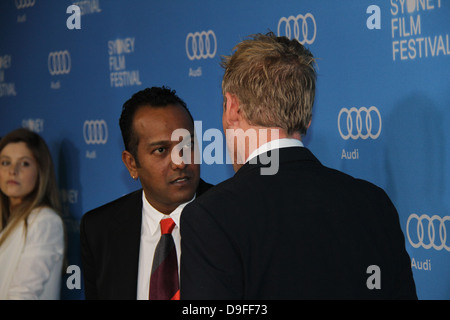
top-left (246, 138), bottom-right (304, 164)
top-left (142, 190), bottom-right (194, 236)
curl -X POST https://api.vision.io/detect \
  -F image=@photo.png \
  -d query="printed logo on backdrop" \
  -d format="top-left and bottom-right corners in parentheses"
top-left (83, 119), bottom-right (108, 159)
top-left (186, 30), bottom-right (217, 78)
top-left (0, 54), bottom-right (16, 97)
top-left (337, 106), bottom-right (382, 160)
top-left (71, 0), bottom-right (101, 16)
top-left (22, 118), bottom-right (44, 133)
top-left (48, 50), bottom-right (71, 90)
top-left (407, 214), bottom-right (450, 251)
top-left (108, 37), bottom-right (142, 87)
top-left (391, 0), bottom-right (449, 61)
top-left (60, 188), bottom-right (80, 233)
top-left (406, 213), bottom-right (450, 272)
top-left (338, 106), bottom-right (382, 140)
top-left (277, 13), bottom-right (316, 45)
top-left (15, 0), bottom-right (35, 23)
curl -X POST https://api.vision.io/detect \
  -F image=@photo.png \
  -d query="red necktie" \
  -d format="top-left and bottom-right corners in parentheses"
top-left (149, 218), bottom-right (180, 300)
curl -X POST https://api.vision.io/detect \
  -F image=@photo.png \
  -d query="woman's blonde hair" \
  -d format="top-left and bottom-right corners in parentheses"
top-left (0, 128), bottom-right (61, 246)
top-left (221, 32), bottom-right (317, 136)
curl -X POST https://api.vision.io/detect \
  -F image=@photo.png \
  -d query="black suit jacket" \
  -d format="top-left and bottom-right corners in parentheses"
top-left (80, 179), bottom-right (212, 300)
top-left (180, 148), bottom-right (417, 299)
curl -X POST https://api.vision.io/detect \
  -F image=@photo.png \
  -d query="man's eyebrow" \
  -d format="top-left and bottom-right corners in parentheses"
top-left (146, 134), bottom-right (195, 147)
top-left (146, 140), bottom-right (171, 147)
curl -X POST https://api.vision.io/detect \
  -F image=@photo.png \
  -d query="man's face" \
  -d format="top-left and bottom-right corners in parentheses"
top-left (222, 92), bottom-right (246, 172)
top-left (127, 104), bottom-right (200, 214)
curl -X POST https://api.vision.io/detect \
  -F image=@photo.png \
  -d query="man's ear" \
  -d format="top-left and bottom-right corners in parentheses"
top-left (223, 92), bottom-right (241, 128)
top-left (122, 150), bottom-right (138, 180)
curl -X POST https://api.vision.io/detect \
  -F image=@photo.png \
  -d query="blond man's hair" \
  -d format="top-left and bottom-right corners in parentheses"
top-left (221, 32), bottom-right (316, 136)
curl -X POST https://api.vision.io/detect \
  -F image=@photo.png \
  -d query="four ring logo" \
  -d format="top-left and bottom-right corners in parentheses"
top-left (338, 106), bottom-right (382, 140)
top-left (186, 30), bottom-right (217, 60)
top-left (406, 214), bottom-right (450, 251)
top-left (15, 0), bottom-right (35, 9)
top-left (83, 120), bottom-right (108, 145)
top-left (277, 13), bottom-right (316, 44)
top-left (48, 50), bottom-right (71, 76)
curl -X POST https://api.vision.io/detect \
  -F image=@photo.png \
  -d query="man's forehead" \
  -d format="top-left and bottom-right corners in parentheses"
top-left (135, 104), bottom-right (191, 123)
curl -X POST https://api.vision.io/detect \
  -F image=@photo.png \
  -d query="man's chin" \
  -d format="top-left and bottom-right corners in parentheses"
top-left (170, 186), bottom-right (197, 202)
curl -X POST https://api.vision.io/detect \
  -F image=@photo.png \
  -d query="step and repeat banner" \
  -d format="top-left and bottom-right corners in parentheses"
top-left (0, 0), bottom-right (449, 300)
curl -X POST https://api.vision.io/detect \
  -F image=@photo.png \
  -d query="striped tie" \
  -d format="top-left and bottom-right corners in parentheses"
top-left (149, 218), bottom-right (180, 300)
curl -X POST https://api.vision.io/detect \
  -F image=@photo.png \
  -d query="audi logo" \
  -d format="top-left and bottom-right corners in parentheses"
top-left (83, 120), bottom-right (108, 145)
top-left (48, 50), bottom-right (71, 76)
top-left (337, 106), bottom-right (382, 140)
top-left (15, 0), bottom-right (35, 9)
top-left (407, 214), bottom-right (450, 251)
top-left (186, 30), bottom-right (217, 60)
top-left (277, 13), bottom-right (317, 45)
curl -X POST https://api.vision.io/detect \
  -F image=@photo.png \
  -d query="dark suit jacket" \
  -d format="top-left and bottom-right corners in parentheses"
top-left (180, 148), bottom-right (417, 299)
top-left (80, 179), bottom-right (212, 300)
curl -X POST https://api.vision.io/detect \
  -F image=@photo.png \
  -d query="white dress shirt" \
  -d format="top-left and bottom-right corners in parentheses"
top-left (136, 191), bottom-right (194, 300)
top-left (246, 138), bottom-right (304, 163)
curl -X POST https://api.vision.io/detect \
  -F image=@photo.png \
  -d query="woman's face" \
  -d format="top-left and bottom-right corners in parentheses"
top-left (0, 142), bottom-right (39, 209)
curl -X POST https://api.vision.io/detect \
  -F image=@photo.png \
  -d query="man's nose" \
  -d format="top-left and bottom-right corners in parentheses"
top-left (171, 153), bottom-right (187, 170)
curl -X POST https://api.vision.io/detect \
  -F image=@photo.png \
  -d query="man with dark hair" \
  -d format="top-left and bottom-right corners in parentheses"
top-left (180, 33), bottom-right (417, 299)
top-left (81, 86), bottom-right (212, 299)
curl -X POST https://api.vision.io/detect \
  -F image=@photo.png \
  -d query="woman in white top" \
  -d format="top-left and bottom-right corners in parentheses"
top-left (0, 128), bottom-right (64, 299)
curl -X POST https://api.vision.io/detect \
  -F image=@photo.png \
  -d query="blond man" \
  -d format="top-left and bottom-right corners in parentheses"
top-left (180, 33), bottom-right (417, 299)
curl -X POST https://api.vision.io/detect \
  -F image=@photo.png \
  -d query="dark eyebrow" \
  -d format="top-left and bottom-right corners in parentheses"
top-left (144, 141), bottom-right (172, 152)
top-left (146, 134), bottom-right (195, 148)
top-left (147, 140), bottom-right (171, 147)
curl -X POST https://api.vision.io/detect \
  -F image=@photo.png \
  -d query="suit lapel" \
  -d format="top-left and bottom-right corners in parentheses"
top-left (108, 190), bottom-right (143, 299)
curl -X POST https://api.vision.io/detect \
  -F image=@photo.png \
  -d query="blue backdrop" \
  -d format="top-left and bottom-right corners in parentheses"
top-left (0, 0), bottom-right (448, 300)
